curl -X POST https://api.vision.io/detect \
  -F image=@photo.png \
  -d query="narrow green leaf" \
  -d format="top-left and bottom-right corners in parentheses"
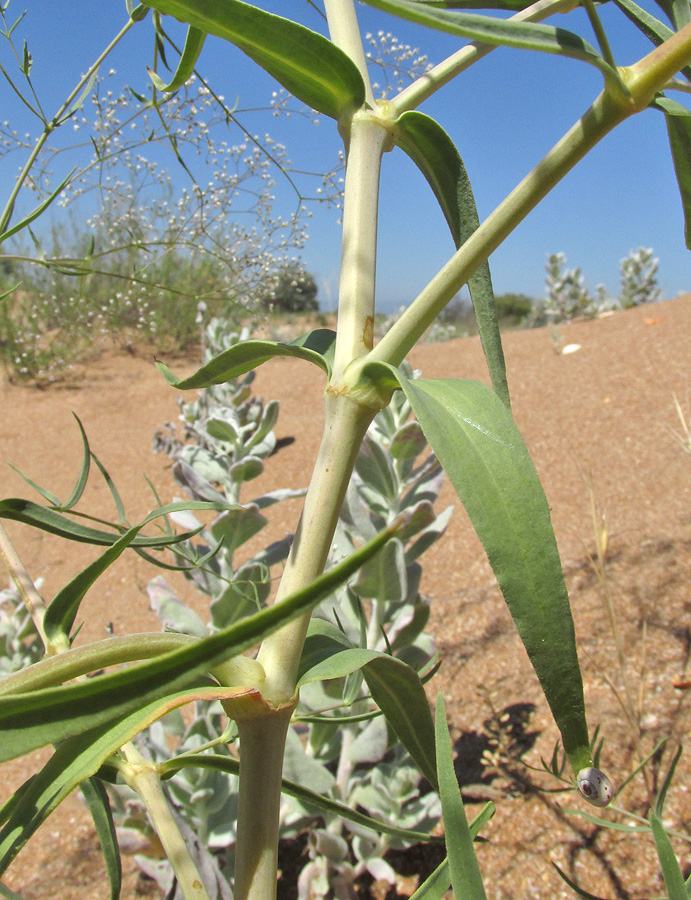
top-left (650, 812), bottom-right (688, 900)
top-left (655, 745), bottom-right (683, 818)
top-left (149, 25), bottom-right (205, 92)
top-left (7, 463), bottom-right (62, 507)
top-left (413, 0), bottom-right (539, 8)
top-left (156, 329), bottom-right (336, 390)
top-left (653, 96), bottom-right (691, 249)
top-left (90, 450), bottom-right (127, 525)
top-left (409, 860), bottom-right (451, 900)
top-left (362, 0), bottom-right (616, 83)
top-left (0, 167), bottom-right (76, 246)
top-left (80, 778), bottom-right (121, 900)
top-left (0, 633), bottom-right (196, 698)
top-left (297, 619), bottom-right (353, 683)
top-left (0, 515), bottom-right (404, 762)
top-left (363, 654), bottom-right (438, 790)
top-left (61, 414), bottom-right (91, 511)
top-left (435, 694), bottom-right (488, 900)
top-left (141, 0), bottom-right (365, 119)
top-left (21, 40), bottom-right (32, 76)
top-left (396, 373), bottom-right (592, 774)
top-left (0, 498), bottom-right (223, 547)
top-left (44, 523), bottom-right (150, 642)
top-left (297, 647), bottom-right (381, 687)
top-left (0, 881), bottom-right (22, 900)
top-left (561, 808), bottom-right (651, 832)
top-left (56, 68), bottom-right (100, 126)
top-left (395, 111), bottom-right (509, 408)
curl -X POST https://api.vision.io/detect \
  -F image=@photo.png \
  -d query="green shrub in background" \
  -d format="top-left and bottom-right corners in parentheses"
top-left (261, 264), bottom-right (319, 314)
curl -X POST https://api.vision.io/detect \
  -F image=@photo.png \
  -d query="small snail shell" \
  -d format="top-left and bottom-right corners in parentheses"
top-left (576, 768), bottom-right (614, 807)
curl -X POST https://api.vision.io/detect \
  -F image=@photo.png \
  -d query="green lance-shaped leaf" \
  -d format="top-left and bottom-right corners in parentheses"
top-left (0, 498), bottom-right (224, 546)
top-left (376, 368), bottom-right (594, 774)
top-left (0, 633), bottom-right (196, 697)
top-left (652, 96), bottom-right (691, 250)
top-left (0, 514), bottom-right (405, 763)
top-left (0, 167), bottom-right (76, 245)
top-left (80, 777), bottom-right (121, 900)
top-left (297, 646), bottom-right (437, 787)
top-left (650, 812), bottom-right (688, 900)
top-left (435, 694), bottom-right (488, 900)
top-left (156, 329), bottom-right (337, 390)
top-left (363, 654), bottom-right (438, 790)
top-left (362, 0), bottom-right (618, 85)
top-left (395, 111), bottom-right (509, 409)
top-left (141, 0), bottom-right (365, 120)
top-left (149, 25), bottom-right (206, 92)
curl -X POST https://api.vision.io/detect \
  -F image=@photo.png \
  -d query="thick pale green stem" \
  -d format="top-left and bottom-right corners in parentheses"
top-left (233, 709), bottom-right (293, 900)
top-left (331, 112), bottom-right (391, 382)
top-left (256, 393), bottom-right (375, 703)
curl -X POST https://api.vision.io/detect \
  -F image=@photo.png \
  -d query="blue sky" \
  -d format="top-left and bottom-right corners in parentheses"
top-left (1, 0), bottom-right (689, 310)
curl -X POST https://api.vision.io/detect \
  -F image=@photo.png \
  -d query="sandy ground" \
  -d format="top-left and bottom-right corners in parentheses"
top-left (0, 296), bottom-right (690, 899)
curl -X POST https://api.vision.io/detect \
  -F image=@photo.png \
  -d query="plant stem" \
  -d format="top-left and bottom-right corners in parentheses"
top-left (331, 112), bottom-right (391, 382)
top-left (324, 0), bottom-right (376, 108)
top-left (256, 392), bottom-right (375, 703)
top-left (0, 521), bottom-right (51, 651)
top-left (392, 0), bottom-right (579, 116)
top-left (233, 708), bottom-right (294, 900)
top-left (123, 742), bottom-right (212, 900)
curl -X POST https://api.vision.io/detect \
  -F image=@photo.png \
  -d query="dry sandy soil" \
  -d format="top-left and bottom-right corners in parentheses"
top-left (0, 297), bottom-right (690, 899)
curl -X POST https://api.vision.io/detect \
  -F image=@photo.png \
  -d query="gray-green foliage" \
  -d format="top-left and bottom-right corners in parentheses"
top-left (618, 246), bottom-right (661, 308)
top-left (0, 581), bottom-right (43, 676)
top-left (115, 325), bottom-right (450, 897)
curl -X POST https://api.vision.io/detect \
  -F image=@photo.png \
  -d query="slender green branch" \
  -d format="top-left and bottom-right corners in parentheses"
top-left (626, 18), bottom-right (691, 102)
top-left (369, 87), bottom-right (638, 367)
top-left (369, 22), bottom-right (691, 369)
top-left (392, 0), bottom-right (579, 115)
top-left (123, 742), bottom-right (212, 900)
top-left (0, 13), bottom-right (139, 236)
top-left (582, 0), bottom-right (617, 69)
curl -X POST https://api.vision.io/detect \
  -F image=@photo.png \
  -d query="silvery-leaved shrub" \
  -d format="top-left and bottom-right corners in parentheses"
top-left (0, 581), bottom-right (43, 676)
top-left (618, 246), bottom-right (661, 309)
